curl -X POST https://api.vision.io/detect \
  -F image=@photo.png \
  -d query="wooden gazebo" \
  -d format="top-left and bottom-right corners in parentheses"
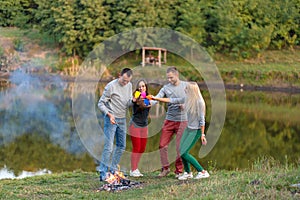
top-left (142, 47), bottom-right (167, 67)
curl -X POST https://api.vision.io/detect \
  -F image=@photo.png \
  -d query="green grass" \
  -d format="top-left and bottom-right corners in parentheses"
top-left (108, 49), bottom-right (300, 87)
top-left (0, 159), bottom-right (299, 200)
top-left (214, 49), bottom-right (300, 87)
top-left (0, 27), bottom-right (26, 37)
top-left (218, 63), bottom-right (300, 73)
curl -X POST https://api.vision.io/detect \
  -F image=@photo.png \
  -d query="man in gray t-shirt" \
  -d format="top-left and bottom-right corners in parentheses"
top-left (155, 67), bottom-right (188, 177)
top-left (97, 68), bottom-right (133, 181)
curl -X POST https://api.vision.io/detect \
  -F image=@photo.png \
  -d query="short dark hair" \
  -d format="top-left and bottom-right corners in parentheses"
top-left (166, 66), bottom-right (178, 74)
top-left (120, 68), bottom-right (133, 77)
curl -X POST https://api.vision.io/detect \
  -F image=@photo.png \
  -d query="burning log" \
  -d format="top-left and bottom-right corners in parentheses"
top-left (97, 178), bottom-right (143, 192)
top-left (105, 170), bottom-right (126, 184)
top-left (97, 169), bottom-right (143, 192)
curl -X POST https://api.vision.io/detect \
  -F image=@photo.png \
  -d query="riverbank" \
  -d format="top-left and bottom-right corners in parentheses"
top-left (0, 158), bottom-right (299, 199)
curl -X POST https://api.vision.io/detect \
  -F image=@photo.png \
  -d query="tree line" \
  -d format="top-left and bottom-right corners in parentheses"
top-left (0, 0), bottom-right (299, 59)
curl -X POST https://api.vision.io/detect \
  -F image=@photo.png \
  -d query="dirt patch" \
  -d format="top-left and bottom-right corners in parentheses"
top-left (0, 37), bottom-right (14, 52)
top-left (0, 34), bottom-right (112, 79)
top-left (0, 35), bottom-right (57, 71)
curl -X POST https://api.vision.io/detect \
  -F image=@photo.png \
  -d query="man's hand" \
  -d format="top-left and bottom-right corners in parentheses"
top-left (107, 113), bottom-right (116, 124)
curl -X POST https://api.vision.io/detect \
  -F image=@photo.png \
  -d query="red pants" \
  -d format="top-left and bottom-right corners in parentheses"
top-left (159, 120), bottom-right (187, 174)
top-left (129, 123), bottom-right (148, 171)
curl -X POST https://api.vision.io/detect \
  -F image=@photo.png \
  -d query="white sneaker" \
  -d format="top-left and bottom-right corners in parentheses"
top-left (130, 169), bottom-right (143, 177)
top-left (175, 173), bottom-right (182, 178)
top-left (194, 170), bottom-right (210, 179)
top-left (178, 172), bottom-right (193, 180)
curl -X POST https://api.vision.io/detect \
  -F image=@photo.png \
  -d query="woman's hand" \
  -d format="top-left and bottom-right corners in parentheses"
top-left (201, 135), bottom-right (207, 145)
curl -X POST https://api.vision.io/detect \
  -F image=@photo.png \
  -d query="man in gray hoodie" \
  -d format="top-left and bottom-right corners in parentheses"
top-left (97, 68), bottom-right (133, 181)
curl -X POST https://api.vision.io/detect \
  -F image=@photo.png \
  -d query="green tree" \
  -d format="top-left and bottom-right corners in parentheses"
top-left (102, 0), bottom-right (177, 52)
top-left (173, 0), bottom-right (206, 59)
top-left (50, 0), bottom-right (77, 56)
top-left (74, 0), bottom-right (113, 57)
top-left (33, 0), bottom-right (111, 57)
top-left (269, 0), bottom-right (300, 49)
top-left (0, 0), bottom-right (37, 28)
top-left (13, 0), bottom-right (38, 29)
top-left (204, 0), bottom-right (275, 58)
top-left (3, 0), bottom-right (300, 59)
top-left (105, 0), bottom-right (176, 33)
top-left (0, 0), bottom-right (22, 26)
top-left (33, 0), bottom-right (59, 41)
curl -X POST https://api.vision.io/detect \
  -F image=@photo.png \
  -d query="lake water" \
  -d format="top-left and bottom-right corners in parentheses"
top-left (0, 71), bottom-right (299, 176)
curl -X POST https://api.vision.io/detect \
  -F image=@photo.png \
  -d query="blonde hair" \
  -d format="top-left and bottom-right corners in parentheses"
top-left (185, 82), bottom-right (205, 118)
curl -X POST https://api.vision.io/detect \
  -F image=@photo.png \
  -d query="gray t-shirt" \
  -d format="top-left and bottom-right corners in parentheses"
top-left (186, 99), bottom-right (205, 129)
top-left (98, 79), bottom-right (132, 118)
top-left (155, 81), bottom-right (188, 121)
top-left (169, 97), bottom-right (205, 129)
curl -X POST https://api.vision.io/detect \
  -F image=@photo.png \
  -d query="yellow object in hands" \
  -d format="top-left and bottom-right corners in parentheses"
top-left (134, 91), bottom-right (141, 98)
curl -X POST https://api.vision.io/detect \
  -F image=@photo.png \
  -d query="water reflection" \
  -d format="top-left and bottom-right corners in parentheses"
top-left (0, 71), bottom-right (94, 175)
top-left (0, 71), bottom-right (299, 174)
top-left (203, 90), bottom-right (300, 169)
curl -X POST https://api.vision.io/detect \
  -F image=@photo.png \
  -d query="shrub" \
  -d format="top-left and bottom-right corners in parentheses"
top-left (13, 38), bottom-right (24, 52)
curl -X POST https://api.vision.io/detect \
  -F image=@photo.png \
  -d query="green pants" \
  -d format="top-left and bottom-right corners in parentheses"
top-left (180, 128), bottom-right (204, 173)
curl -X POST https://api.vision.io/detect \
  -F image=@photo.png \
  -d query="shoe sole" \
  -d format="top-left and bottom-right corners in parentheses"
top-left (194, 175), bottom-right (209, 179)
top-left (178, 176), bottom-right (193, 180)
top-left (130, 174), bottom-right (143, 177)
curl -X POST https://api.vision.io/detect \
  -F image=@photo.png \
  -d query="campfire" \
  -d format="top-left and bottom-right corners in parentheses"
top-left (97, 168), bottom-right (143, 192)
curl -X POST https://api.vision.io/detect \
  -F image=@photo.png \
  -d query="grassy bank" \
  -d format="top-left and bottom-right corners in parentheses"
top-left (215, 49), bottom-right (300, 88)
top-left (109, 49), bottom-right (300, 88)
top-left (0, 158), bottom-right (299, 200)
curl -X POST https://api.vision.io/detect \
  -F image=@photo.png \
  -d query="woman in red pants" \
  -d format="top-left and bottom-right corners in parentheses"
top-left (129, 79), bottom-right (151, 177)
